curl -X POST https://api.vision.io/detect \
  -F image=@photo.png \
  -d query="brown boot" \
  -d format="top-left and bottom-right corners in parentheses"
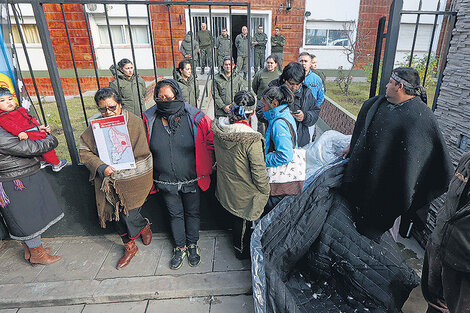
top-left (22, 243), bottom-right (52, 260)
top-left (140, 219), bottom-right (152, 245)
top-left (117, 240), bottom-right (138, 270)
top-left (29, 245), bottom-right (61, 265)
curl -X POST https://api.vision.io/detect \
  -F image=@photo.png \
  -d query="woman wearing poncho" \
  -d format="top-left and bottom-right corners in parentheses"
top-left (79, 87), bottom-right (153, 270)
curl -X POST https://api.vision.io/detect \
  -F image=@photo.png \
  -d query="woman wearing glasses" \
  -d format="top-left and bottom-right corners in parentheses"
top-left (142, 79), bottom-right (214, 270)
top-left (79, 87), bottom-right (153, 270)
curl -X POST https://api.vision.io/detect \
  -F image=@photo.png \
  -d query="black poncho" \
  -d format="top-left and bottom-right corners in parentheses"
top-left (341, 95), bottom-right (453, 233)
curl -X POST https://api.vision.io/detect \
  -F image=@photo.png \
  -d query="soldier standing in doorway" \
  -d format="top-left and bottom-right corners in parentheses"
top-left (235, 26), bottom-right (249, 80)
top-left (252, 25), bottom-right (267, 74)
top-left (197, 23), bottom-right (214, 75)
top-left (216, 28), bottom-right (231, 71)
top-left (271, 27), bottom-right (286, 70)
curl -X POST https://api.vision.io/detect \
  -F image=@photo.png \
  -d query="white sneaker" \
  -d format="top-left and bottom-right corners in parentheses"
top-left (52, 159), bottom-right (68, 172)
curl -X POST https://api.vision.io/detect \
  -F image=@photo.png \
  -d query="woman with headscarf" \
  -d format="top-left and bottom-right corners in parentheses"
top-left (109, 58), bottom-right (147, 116)
top-left (142, 79), bottom-right (214, 270)
top-left (212, 91), bottom-right (269, 259)
top-left (80, 87), bottom-right (153, 270)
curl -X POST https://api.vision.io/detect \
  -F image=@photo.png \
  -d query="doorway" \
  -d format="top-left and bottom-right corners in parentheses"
top-left (231, 15), bottom-right (247, 61)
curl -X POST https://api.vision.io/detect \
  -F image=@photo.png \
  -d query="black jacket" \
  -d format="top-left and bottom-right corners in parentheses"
top-left (257, 78), bottom-right (320, 147)
top-left (0, 127), bottom-right (58, 182)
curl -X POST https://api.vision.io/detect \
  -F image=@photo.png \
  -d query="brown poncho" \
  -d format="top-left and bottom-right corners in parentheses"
top-left (79, 110), bottom-right (153, 227)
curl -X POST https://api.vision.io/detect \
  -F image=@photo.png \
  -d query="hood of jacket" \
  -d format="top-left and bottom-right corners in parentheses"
top-left (212, 120), bottom-right (263, 149)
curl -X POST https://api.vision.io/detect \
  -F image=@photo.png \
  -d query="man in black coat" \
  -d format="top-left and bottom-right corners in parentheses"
top-left (340, 67), bottom-right (453, 236)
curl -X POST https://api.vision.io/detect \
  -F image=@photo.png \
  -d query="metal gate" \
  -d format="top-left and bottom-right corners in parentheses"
top-left (5, 0), bottom-right (251, 165)
top-left (370, 0), bottom-right (457, 111)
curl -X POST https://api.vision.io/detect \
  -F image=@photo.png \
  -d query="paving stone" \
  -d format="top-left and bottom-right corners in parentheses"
top-left (17, 305), bottom-right (84, 313)
top-left (82, 301), bottom-right (147, 313)
top-left (0, 240), bottom-right (62, 284)
top-left (95, 238), bottom-right (163, 279)
top-left (155, 238), bottom-right (215, 275)
top-left (0, 280), bottom-right (100, 309)
top-left (0, 309), bottom-right (18, 313)
top-left (213, 236), bottom-right (250, 272)
top-left (146, 297), bottom-right (209, 313)
top-left (210, 295), bottom-right (254, 313)
top-left (35, 238), bottom-right (114, 282)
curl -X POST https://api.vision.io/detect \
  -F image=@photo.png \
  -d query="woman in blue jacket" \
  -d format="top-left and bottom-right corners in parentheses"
top-left (261, 84), bottom-right (296, 211)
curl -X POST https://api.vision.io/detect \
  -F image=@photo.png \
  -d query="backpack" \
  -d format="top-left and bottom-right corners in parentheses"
top-left (440, 152), bottom-right (470, 272)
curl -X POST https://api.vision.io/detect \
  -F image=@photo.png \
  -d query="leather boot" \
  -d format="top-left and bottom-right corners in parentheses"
top-left (21, 243), bottom-right (52, 260)
top-left (29, 245), bottom-right (61, 265)
top-left (140, 220), bottom-right (152, 245)
top-left (117, 240), bottom-right (138, 270)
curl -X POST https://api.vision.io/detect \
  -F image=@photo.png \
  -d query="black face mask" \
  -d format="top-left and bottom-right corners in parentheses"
top-left (155, 99), bottom-right (185, 119)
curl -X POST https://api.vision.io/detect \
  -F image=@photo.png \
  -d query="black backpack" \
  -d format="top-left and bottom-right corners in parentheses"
top-left (440, 152), bottom-right (470, 272)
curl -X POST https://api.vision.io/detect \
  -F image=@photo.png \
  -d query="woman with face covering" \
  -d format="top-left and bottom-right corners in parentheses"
top-left (142, 79), bottom-right (214, 270)
top-left (109, 58), bottom-right (147, 116)
top-left (80, 87), bottom-right (153, 270)
top-left (212, 91), bottom-right (269, 259)
top-left (258, 62), bottom-right (320, 148)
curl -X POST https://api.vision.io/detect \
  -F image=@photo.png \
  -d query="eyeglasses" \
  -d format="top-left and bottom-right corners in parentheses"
top-left (156, 96), bottom-right (175, 101)
top-left (98, 105), bottom-right (118, 113)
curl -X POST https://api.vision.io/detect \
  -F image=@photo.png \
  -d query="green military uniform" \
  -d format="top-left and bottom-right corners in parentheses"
top-left (197, 30), bottom-right (214, 71)
top-left (252, 32), bottom-right (267, 74)
top-left (313, 69), bottom-right (327, 94)
top-left (216, 34), bottom-right (231, 70)
top-left (176, 71), bottom-right (200, 107)
top-left (213, 71), bottom-right (246, 118)
top-left (235, 33), bottom-right (249, 79)
top-left (252, 67), bottom-right (281, 100)
top-left (271, 34), bottom-right (286, 70)
top-left (109, 65), bottom-right (147, 116)
top-left (180, 32), bottom-right (200, 72)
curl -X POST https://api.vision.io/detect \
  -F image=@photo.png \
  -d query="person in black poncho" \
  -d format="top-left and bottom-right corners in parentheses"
top-left (340, 67), bottom-right (453, 237)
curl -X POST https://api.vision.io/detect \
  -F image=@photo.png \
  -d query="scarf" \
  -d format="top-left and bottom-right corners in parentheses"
top-left (155, 99), bottom-right (185, 133)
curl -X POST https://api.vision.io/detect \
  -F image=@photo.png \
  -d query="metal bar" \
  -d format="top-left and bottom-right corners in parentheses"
top-left (408, 0), bottom-right (422, 67)
top-left (379, 0), bottom-right (403, 95)
top-left (369, 16), bottom-right (386, 98)
top-left (401, 10), bottom-right (457, 15)
top-left (104, 3), bottom-right (120, 91)
top-left (61, 3), bottom-right (88, 127)
top-left (31, 1), bottom-right (79, 164)
top-left (187, 4), bottom-right (198, 108)
top-left (82, 3), bottom-right (100, 89)
top-left (247, 3), bottom-right (251, 92)
top-left (229, 2), bottom-right (233, 102)
top-left (13, 0), bottom-right (250, 6)
top-left (11, 3), bottom-right (47, 125)
top-left (125, 3), bottom-right (143, 116)
top-left (146, 4), bottom-right (158, 81)
top-left (209, 0), bottom-right (215, 97)
top-left (432, 14), bottom-right (456, 111)
top-left (422, 0), bottom-right (440, 87)
top-left (167, 4), bottom-right (176, 78)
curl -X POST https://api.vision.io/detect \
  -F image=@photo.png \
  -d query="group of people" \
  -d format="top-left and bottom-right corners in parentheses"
top-left (0, 29), bottom-right (466, 312)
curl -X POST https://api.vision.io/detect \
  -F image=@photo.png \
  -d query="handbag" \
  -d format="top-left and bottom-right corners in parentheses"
top-left (267, 117), bottom-right (306, 196)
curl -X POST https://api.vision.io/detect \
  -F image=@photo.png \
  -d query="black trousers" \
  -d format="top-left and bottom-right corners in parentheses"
top-left (232, 216), bottom-right (252, 259)
top-left (160, 189), bottom-right (200, 248)
top-left (114, 206), bottom-right (148, 244)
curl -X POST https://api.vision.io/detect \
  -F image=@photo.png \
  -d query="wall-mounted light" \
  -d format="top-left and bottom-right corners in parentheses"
top-left (279, 0), bottom-right (292, 13)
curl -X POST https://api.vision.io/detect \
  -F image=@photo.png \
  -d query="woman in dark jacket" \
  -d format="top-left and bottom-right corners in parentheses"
top-left (0, 126), bottom-right (63, 265)
top-left (109, 58), bottom-right (147, 116)
top-left (258, 62), bottom-right (320, 147)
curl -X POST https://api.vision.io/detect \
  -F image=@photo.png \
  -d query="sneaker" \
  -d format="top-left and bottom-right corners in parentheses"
top-left (187, 243), bottom-right (201, 267)
top-left (170, 246), bottom-right (186, 270)
top-left (40, 161), bottom-right (51, 169)
top-left (52, 159), bottom-right (68, 172)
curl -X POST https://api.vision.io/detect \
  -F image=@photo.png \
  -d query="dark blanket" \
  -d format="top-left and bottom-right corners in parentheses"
top-left (341, 95), bottom-right (453, 233)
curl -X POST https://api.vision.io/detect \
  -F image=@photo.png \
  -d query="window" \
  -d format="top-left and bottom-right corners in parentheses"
top-left (192, 16), bottom-right (227, 39)
top-left (305, 28), bottom-right (350, 47)
top-left (98, 25), bottom-right (149, 45)
top-left (11, 24), bottom-right (41, 44)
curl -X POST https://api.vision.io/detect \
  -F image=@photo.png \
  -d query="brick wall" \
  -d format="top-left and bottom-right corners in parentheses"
top-left (355, 0), bottom-right (393, 68)
top-left (319, 96), bottom-right (356, 135)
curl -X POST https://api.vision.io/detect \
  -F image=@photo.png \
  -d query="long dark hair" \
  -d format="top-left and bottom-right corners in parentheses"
top-left (392, 67), bottom-right (427, 103)
top-left (229, 91), bottom-right (256, 123)
top-left (261, 84), bottom-right (294, 111)
top-left (117, 58), bottom-right (132, 70)
top-left (94, 87), bottom-right (123, 106)
top-left (177, 59), bottom-right (191, 74)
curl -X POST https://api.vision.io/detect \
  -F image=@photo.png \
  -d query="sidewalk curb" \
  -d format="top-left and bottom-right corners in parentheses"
top-left (0, 270), bottom-right (251, 309)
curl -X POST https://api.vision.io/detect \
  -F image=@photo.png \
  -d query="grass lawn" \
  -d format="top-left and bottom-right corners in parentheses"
top-left (325, 82), bottom-right (438, 117)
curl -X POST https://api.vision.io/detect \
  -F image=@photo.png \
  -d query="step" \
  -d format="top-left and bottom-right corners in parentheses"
top-left (0, 270), bottom-right (251, 309)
